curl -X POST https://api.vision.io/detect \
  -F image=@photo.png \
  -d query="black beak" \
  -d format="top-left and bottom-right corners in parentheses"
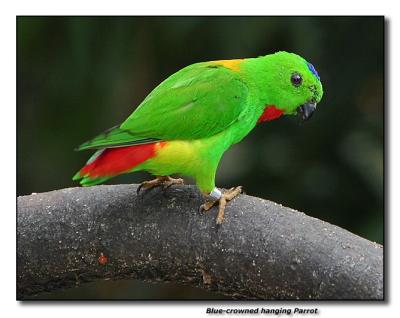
top-left (297, 102), bottom-right (317, 121)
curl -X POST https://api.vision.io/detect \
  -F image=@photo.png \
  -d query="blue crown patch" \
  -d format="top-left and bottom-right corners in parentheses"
top-left (307, 62), bottom-right (320, 81)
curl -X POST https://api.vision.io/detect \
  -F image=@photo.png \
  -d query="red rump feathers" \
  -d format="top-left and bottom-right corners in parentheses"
top-left (79, 142), bottom-right (166, 178)
top-left (257, 105), bottom-right (284, 123)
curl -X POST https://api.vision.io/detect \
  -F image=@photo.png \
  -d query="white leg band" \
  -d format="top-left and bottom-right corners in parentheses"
top-left (210, 187), bottom-right (222, 199)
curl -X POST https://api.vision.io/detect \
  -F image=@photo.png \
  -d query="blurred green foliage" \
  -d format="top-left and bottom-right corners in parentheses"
top-left (17, 16), bottom-right (384, 299)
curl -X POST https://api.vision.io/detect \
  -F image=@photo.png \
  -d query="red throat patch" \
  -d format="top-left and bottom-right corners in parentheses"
top-left (257, 105), bottom-right (284, 124)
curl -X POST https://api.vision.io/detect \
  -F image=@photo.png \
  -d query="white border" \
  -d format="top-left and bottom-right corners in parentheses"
top-left (3, 1), bottom-right (398, 317)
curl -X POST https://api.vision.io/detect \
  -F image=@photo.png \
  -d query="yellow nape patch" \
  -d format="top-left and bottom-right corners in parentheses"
top-left (210, 59), bottom-right (244, 72)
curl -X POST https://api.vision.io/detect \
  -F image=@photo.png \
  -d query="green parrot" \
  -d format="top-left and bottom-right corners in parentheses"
top-left (73, 51), bottom-right (323, 224)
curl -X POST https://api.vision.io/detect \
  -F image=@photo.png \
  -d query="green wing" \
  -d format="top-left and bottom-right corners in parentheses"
top-left (77, 62), bottom-right (248, 151)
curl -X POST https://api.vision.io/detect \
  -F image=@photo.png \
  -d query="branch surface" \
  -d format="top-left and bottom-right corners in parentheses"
top-left (17, 184), bottom-right (383, 299)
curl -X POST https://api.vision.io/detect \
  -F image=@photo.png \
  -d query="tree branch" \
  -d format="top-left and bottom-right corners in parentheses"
top-left (17, 184), bottom-right (383, 300)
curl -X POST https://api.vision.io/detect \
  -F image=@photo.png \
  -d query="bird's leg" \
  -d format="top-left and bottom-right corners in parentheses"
top-left (137, 176), bottom-right (184, 194)
top-left (200, 186), bottom-right (243, 224)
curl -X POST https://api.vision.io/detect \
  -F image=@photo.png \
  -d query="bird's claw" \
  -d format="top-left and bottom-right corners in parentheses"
top-left (137, 180), bottom-right (154, 194)
top-left (136, 183), bottom-right (145, 194)
top-left (163, 178), bottom-right (184, 189)
top-left (200, 186), bottom-right (243, 224)
top-left (137, 176), bottom-right (184, 194)
top-left (199, 200), bottom-right (218, 212)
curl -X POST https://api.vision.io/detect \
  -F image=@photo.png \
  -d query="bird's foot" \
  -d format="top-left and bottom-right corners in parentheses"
top-left (137, 176), bottom-right (184, 194)
top-left (200, 186), bottom-right (243, 224)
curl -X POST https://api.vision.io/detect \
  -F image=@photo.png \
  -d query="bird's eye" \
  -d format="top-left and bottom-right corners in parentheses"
top-left (291, 73), bottom-right (302, 87)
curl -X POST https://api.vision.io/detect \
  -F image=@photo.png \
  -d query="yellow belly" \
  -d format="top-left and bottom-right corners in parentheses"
top-left (134, 136), bottom-right (227, 193)
top-left (136, 140), bottom-right (206, 177)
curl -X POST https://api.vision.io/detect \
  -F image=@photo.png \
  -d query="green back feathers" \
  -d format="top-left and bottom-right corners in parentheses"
top-left (120, 63), bottom-right (248, 140)
top-left (76, 62), bottom-right (248, 150)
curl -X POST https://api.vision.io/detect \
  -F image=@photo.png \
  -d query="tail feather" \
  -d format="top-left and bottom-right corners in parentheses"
top-left (73, 142), bottom-right (165, 185)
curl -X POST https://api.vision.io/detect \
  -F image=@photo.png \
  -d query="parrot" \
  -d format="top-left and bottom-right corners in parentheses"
top-left (73, 51), bottom-right (323, 224)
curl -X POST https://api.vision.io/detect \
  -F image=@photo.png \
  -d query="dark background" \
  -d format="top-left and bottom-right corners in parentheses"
top-left (17, 16), bottom-right (384, 299)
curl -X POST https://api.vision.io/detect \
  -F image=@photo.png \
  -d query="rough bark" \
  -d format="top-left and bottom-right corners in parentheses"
top-left (17, 184), bottom-right (383, 300)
